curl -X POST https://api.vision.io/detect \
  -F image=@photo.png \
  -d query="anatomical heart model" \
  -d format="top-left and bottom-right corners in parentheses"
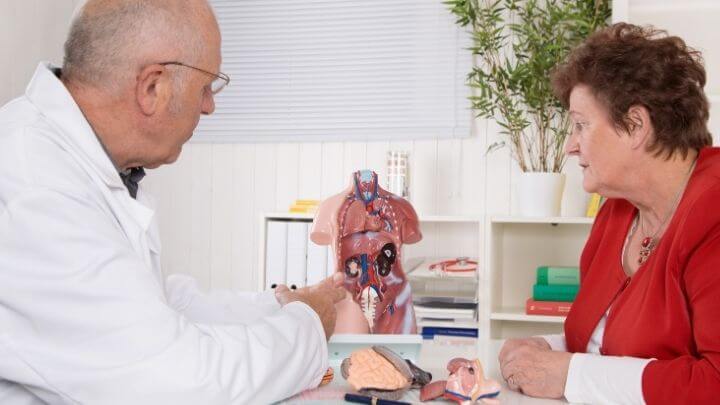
top-left (311, 170), bottom-right (422, 334)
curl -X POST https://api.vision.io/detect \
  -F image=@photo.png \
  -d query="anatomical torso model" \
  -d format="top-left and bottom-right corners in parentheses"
top-left (311, 170), bottom-right (422, 334)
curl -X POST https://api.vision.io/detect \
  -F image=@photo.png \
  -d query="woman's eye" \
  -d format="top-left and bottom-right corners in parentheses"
top-left (571, 122), bottom-right (585, 135)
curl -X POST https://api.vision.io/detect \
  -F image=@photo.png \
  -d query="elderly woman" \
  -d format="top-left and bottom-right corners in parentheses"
top-left (498, 23), bottom-right (719, 404)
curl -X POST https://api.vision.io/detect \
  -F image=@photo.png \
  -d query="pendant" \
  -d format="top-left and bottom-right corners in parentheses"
top-left (641, 237), bottom-right (653, 248)
top-left (638, 237), bottom-right (655, 265)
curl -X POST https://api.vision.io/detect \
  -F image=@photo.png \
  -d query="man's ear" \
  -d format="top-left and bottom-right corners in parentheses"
top-left (135, 64), bottom-right (172, 116)
top-left (625, 104), bottom-right (653, 150)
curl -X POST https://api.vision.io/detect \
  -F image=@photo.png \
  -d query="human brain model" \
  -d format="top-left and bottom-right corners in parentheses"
top-left (311, 170), bottom-right (421, 334)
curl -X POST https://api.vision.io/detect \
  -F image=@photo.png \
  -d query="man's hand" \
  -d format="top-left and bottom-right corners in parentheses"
top-left (498, 339), bottom-right (571, 399)
top-left (274, 273), bottom-right (346, 340)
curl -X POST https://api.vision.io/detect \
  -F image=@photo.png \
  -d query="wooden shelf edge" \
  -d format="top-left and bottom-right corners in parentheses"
top-left (491, 216), bottom-right (594, 225)
top-left (490, 310), bottom-right (566, 324)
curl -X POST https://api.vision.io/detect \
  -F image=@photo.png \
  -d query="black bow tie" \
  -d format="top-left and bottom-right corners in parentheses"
top-left (119, 167), bottom-right (145, 199)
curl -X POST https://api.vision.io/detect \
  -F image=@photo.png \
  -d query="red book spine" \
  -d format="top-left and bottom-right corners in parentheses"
top-left (525, 298), bottom-right (572, 316)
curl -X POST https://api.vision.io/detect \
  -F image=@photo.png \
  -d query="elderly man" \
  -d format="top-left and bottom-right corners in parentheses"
top-left (0, 0), bottom-right (345, 403)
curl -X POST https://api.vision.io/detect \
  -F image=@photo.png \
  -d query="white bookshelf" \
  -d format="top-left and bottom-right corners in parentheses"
top-left (258, 212), bottom-right (483, 327)
top-left (259, 212), bottom-right (594, 356)
top-left (479, 216), bottom-right (593, 343)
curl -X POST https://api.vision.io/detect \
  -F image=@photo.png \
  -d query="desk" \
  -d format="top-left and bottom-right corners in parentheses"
top-left (286, 339), bottom-right (568, 404)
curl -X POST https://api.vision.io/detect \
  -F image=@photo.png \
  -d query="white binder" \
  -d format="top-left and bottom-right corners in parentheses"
top-left (285, 222), bottom-right (308, 289)
top-left (265, 220), bottom-right (288, 290)
top-left (305, 225), bottom-right (327, 286)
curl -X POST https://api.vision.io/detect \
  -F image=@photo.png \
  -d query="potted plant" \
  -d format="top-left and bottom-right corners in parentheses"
top-left (446, 0), bottom-right (610, 216)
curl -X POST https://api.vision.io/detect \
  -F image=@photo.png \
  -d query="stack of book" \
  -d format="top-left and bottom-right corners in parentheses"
top-left (526, 266), bottom-right (579, 316)
top-left (288, 199), bottom-right (320, 213)
top-left (406, 258), bottom-right (479, 340)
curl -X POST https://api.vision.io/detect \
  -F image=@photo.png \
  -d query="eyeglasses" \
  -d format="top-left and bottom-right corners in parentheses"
top-left (159, 61), bottom-right (230, 95)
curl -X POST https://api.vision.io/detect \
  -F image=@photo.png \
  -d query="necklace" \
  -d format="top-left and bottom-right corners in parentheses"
top-left (635, 159), bottom-right (697, 265)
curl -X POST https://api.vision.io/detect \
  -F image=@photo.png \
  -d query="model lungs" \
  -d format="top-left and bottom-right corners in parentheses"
top-left (311, 170), bottom-right (422, 334)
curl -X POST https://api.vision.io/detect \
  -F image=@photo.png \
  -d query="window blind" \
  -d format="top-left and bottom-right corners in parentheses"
top-left (195, 0), bottom-right (472, 142)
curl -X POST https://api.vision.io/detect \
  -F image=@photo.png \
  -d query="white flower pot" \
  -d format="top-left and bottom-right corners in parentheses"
top-left (517, 172), bottom-right (566, 217)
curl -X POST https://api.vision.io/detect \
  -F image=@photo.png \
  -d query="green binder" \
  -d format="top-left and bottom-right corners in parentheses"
top-left (533, 284), bottom-right (579, 302)
top-left (537, 266), bottom-right (580, 285)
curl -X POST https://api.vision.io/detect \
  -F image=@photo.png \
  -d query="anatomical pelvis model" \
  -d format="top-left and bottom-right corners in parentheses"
top-left (311, 170), bottom-right (422, 334)
top-left (420, 358), bottom-right (501, 404)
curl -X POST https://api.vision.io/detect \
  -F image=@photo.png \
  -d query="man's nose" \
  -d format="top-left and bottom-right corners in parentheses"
top-left (202, 92), bottom-right (215, 115)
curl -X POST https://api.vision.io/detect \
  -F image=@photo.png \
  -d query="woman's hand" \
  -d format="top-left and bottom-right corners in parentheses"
top-left (498, 337), bottom-right (551, 361)
top-left (498, 340), bottom-right (572, 399)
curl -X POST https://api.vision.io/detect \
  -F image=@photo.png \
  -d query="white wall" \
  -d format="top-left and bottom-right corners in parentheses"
top-left (0, 0), bottom-right (82, 104)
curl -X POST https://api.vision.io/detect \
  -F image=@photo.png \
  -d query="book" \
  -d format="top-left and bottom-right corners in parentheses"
top-left (421, 327), bottom-right (478, 339)
top-left (289, 199), bottom-right (320, 213)
top-left (533, 284), bottom-right (578, 302)
top-left (525, 298), bottom-right (572, 316)
top-left (413, 305), bottom-right (476, 321)
top-left (586, 193), bottom-right (604, 217)
top-left (536, 266), bottom-right (579, 285)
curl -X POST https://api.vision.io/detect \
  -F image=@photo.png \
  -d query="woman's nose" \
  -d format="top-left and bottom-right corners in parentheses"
top-left (564, 132), bottom-right (579, 155)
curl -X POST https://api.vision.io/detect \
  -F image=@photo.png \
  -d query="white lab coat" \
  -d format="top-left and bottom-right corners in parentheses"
top-left (0, 63), bottom-right (328, 404)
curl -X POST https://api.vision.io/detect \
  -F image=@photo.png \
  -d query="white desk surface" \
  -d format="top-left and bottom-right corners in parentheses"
top-left (285, 339), bottom-right (568, 404)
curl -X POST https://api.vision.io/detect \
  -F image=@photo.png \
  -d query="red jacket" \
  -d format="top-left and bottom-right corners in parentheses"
top-left (564, 147), bottom-right (720, 404)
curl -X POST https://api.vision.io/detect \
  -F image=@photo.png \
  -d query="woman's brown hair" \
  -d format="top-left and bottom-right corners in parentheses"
top-left (552, 23), bottom-right (712, 158)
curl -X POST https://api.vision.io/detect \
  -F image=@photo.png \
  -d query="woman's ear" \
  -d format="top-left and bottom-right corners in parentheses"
top-left (625, 104), bottom-right (653, 150)
top-left (135, 64), bottom-right (172, 116)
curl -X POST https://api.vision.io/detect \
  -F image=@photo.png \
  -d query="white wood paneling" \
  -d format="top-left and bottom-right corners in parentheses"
top-left (298, 143), bottom-right (323, 200)
top-left (320, 142), bottom-right (345, 198)
top-left (411, 140), bottom-right (439, 216)
top-left (210, 145), bottom-right (234, 289)
top-left (484, 120), bottom-right (512, 216)
top-left (187, 145), bottom-right (213, 290)
top-left (365, 141), bottom-right (390, 189)
top-left (275, 143), bottom-right (300, 211)
top-left (460, 134), bottom-right (484, 216)
top-left (230, 145), bottom-right (256, 291)
top-left (436, 139), bottom-right (463, 215)
top-left (251, 144), bottom-right (277, 287)
top-left (342, 142), bottom-right (368, 180)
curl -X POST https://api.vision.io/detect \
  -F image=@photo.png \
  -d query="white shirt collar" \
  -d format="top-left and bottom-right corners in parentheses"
top-left (24, 62), bottom-right (126, 192)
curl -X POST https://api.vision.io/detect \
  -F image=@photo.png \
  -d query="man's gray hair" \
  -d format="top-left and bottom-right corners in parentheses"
top-left (63, 0), bottom-right (207, 94)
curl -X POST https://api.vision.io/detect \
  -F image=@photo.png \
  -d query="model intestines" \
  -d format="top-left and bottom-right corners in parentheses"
top-left (311, 170), bottom-right (421, 334)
